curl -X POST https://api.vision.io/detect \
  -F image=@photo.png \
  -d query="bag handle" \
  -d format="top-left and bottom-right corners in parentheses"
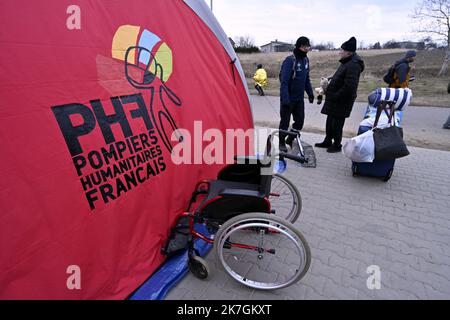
top-left (373, 100), bottom-right (396, 128)
top-left (373, 100), bottom-right (387, 128)
top-left (387, 101), bottom-right (396, 126)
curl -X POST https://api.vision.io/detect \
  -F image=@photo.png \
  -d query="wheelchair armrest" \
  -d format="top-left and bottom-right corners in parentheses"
top-left (219, 188), bottom-right (265, 199)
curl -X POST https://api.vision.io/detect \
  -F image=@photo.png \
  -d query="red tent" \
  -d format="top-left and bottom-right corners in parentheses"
top-left (0, 0), bottom-right (253, 299)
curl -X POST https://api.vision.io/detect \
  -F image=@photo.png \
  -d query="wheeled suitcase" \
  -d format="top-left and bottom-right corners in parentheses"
top-left (351, 125), bottom-right (395, 182)
top-left (351, 89), bottom-right (412, 182)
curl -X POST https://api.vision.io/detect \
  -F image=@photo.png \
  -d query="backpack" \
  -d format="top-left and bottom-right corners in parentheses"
top-left (279, 55), bottom-right (297, 82)
top-left (383, 63), bottom-right (398, 85)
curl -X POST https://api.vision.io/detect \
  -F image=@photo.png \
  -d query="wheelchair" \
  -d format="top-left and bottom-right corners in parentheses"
top-left (162, 130), bottom-right (311, 290)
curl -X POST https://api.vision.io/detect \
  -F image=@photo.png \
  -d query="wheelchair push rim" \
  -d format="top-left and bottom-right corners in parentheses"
top-left (214, 212), bottom-right (311, 290)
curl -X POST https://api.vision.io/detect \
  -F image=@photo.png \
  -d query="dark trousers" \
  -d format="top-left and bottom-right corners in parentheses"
top-left (443, 114), bottom-right (450, 129)
top-left (255, 84), bottom-right (265, 96)
top-left (279, 100), bottom-right (305, 131)
top-left (325, 115), bottom-right (346, 146)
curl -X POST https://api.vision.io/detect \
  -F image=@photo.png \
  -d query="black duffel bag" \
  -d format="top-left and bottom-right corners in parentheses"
top-left (372, 100), bottom-right (410, 161)
top-left (373, 125), bottom-right (409, 161)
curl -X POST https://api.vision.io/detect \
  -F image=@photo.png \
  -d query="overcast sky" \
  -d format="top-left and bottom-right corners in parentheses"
top-left (206, 0), bottom-right (421, 48)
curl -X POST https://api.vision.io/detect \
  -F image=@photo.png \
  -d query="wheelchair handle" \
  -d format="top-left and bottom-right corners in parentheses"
top-left (279, 152), bottom-right (306, 164)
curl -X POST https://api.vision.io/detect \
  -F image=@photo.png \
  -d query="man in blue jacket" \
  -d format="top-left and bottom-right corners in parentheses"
top-left (279, 36), bottom-right (314, 152)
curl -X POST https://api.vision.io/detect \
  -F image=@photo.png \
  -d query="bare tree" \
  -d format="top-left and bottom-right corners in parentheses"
top-left (358, 40), bottom-right (366, 50)
top-left (421, 36), bottom-right (438, 49)
top-left (234, 35), bottom-right (256, 49)
top-left (412, 0), bottom-right (450, 76)
top-left (372, 42), bottom-right (382, 50)
top-left (326, 42), bottom-right (335, 50)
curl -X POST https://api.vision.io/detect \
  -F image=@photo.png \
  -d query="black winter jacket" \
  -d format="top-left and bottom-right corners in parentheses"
top-left (321, 53), bottom-right (365, 118)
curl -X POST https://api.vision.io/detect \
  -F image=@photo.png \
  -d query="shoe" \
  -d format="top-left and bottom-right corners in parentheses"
top-left (315, 141), bottom-right (332, 148)
top-left (317, 95), bottom-right (323, 105)
top-left (286, 129), bottom-right (300, 148)
top-left (327, 144), bottom-right (342, 153)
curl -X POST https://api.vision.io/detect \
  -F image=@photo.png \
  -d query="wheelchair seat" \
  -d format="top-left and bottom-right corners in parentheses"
top-left (204, 180), bottom-right (262, 201)
top-left (198, 179), bottom-right (270, 221)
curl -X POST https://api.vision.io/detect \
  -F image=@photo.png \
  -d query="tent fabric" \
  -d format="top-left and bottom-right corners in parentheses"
top-left (183, 0), bottom-right (251, 102)
top-left (128, 224), bottom-right (212, 300)
top-left (0, 0), bottom-right (253, 299)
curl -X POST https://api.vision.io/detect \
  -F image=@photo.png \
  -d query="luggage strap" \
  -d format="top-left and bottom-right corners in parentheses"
top-left (373, 100), bottom-right (396, 129)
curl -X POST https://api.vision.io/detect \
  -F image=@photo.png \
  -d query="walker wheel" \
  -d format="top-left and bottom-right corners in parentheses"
top-left (188, 256), bottom-right (210, 279)
top-left (383, 169), bottom-right (393, 182)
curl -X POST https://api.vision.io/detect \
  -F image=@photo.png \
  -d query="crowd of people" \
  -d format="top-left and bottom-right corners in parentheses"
top-left (253, 36), bottom-right (420, 153)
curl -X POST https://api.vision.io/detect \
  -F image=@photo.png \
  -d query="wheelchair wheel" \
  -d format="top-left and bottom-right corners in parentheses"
top-left (269, 174), bottom-right (302, 223)
top-left (188, 256), bottom-right (210, 280)
top-left (214, 212), bottom-right (311, 290)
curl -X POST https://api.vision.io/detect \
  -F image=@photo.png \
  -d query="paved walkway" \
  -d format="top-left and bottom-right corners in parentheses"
top-left (165, 98), bottom-right (450, 300)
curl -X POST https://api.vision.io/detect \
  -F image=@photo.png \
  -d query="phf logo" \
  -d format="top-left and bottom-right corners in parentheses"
top-left (112, 25), bottom-right (183, 153)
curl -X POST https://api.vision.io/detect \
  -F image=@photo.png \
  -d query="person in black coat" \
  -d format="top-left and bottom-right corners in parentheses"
top-left (315, 37), bottom-right (365, 153)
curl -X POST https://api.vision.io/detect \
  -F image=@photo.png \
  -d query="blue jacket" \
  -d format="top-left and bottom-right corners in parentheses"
top-left (280, 54), bottom-right (314, 105)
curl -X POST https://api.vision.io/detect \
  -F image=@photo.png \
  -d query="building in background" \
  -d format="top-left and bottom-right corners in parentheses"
top-left (260, 39), bottom-right (294, 53)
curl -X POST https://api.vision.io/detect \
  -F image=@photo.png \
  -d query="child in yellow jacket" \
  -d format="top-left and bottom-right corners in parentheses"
top-left (253, 64), bottom-right (268, 96)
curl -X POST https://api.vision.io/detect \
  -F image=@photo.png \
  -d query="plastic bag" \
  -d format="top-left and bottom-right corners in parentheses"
top-left (342, 129), bottom-right (375, 163)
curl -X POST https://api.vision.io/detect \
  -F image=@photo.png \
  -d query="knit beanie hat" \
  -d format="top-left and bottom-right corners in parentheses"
top-left (341, 37), bottom-right (357, 52)
top-left (405, 50), bottom-right (417, 59)
top-left (295, 36), bottom-right (310, 48)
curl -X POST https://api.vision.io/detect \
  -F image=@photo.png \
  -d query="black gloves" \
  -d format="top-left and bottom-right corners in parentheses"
top-left (308, 95), bottom-right (314, 104)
